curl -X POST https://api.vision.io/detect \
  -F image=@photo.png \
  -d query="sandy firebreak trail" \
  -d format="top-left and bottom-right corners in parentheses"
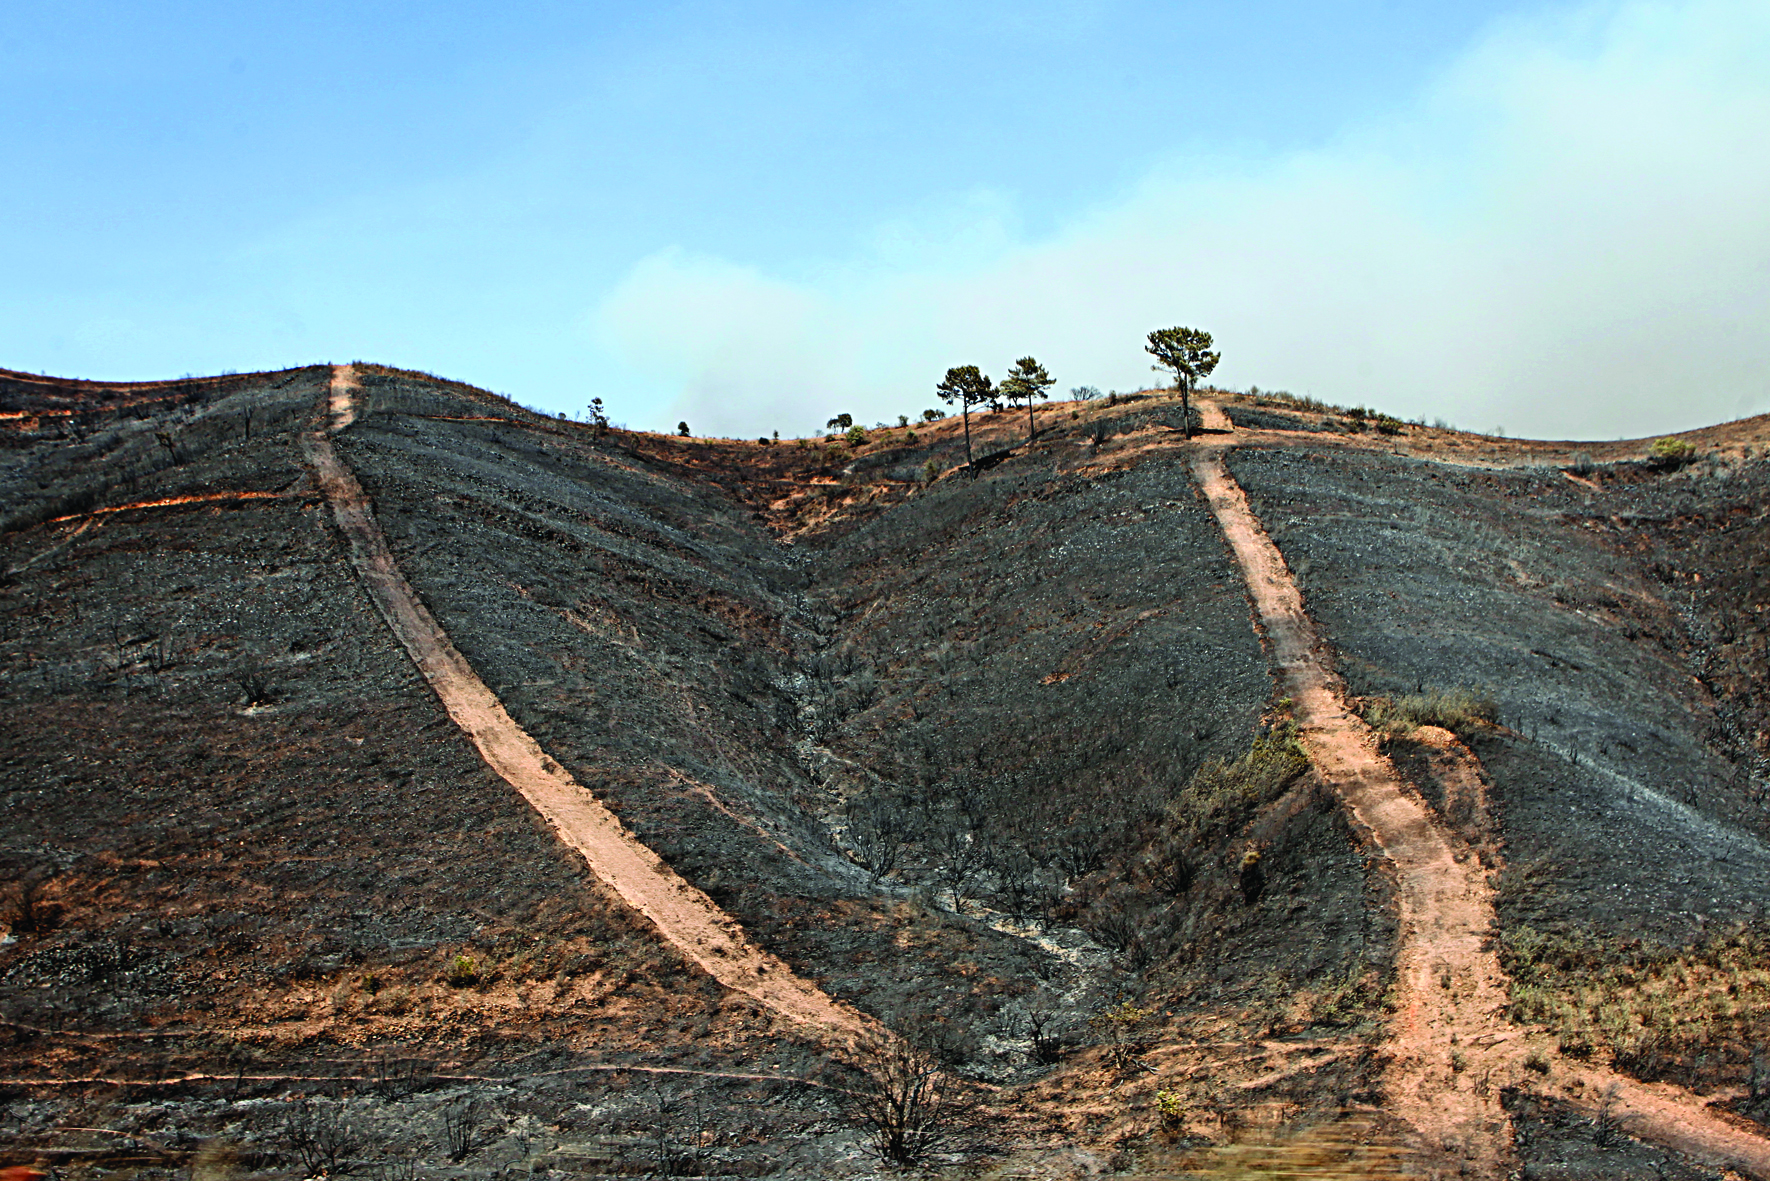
top-left (1191, 400), bottom-right (1770, 1178)
top-left (301, 366), bottom-right (864, 1039)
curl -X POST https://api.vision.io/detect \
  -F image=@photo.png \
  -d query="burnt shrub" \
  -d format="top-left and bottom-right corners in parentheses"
top-left (990, 847), bottom-right (1043, 922)
top-left (1086, 887), bottom-right (1146, 954)
top-left (1025, 998), bottom-right (1067, 1064)
top-left (1053, 821), bottom-right (1109, 883)
top-left (843, 1027), bottom-right (973, 1166)
top-left (441, 1096), bottom-right (484, 1161)
top-left (280, 1097), bottom-right (364, 1176)
top-left (845, 793), bottom-right (909, 882)
top-left (1144, 839), bottom-right (1195, 895)
top-left (1089, 999), bottom-right (1153, 1072)
top-left (5, 868), bottom-right (60, 936)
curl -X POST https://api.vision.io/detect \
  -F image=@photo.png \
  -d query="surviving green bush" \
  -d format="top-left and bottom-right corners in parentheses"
top-left (1361, 687), bottom-right (1497, 736)
top-left (1649, 436), bottom-right (1697, 467)
top-left (445, 952), bottom-right (479, 987)
top-left (1154, 1087), bottom-right (1186, 1130)
top-left (1307, 959), bottom-right (1381, 1027)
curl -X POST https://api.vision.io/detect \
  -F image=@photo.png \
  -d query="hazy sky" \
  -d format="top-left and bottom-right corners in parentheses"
top-left (3, 0), bottom-right (1766, 439)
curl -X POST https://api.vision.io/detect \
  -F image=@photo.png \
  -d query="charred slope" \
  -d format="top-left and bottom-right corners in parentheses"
top-left (18, 364), bottom-right (1767, 1170)
top-left (1226, 444), bottom-right (1770, 944)
top-left (330, 368), bottom-right (1038, 1025)
top-left (324, 372), bottom-right (1399, 1040)
top-left (2, 371), bottom-right (1395, 1077)
top-left (801, 438), bottom-right (1384, 985)
top-left (0, 368), bottom-right (738, 1067)
top-left (0, 366), bottom-right (328, 534)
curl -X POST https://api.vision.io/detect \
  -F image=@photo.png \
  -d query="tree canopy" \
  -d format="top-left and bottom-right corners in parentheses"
top-left (936, 365), bottom-right (993, 466)
top-left (1145, 327), bottom-right (1219, 438)
top-left (999, 356), bottom-right (1055, 442)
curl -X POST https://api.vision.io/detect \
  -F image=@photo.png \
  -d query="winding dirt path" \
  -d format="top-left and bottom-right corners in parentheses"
top-left (1191, 400), bottom-right (1770, 1177)
top-left (301, 366), bottom-right (864, 1038)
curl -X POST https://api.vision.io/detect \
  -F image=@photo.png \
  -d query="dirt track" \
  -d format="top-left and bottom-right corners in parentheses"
top-left (1193, 399), bottom-right (1770, 1177)
top-left (302, 366), bottom-right (864, 1038)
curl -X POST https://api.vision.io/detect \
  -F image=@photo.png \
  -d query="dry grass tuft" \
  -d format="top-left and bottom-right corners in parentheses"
top-left (1360, 688), bottom-right (1497, 737)
top-left (1168, 728), bottom-right (1310, 842)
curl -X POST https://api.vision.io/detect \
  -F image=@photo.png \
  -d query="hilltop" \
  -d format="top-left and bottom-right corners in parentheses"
top-left (3, 362), bottom-right (1769, 1178)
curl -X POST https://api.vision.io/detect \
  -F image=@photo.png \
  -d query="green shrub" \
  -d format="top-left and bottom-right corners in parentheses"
top-left (1557, 1027), bottom-right (1594, 1059)
top-left (1649, 436), bottom-right (1696, 466)
top-left (1154, 1087), bottom-right (1186, 1129)
top-left (1498, 923), bottom-right (1770, 1089)
top-left (445, 952), bottom-right (479, 987)
top-left (1309, 960), bottom-right (1379, 1027)
top-left (845, 424), bottom-right (868, 447)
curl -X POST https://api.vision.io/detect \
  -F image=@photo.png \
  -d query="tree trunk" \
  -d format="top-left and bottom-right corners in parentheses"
top-left (1027, 396), bottom-right (1036, 444)
top-left (1181, 378), bottom-right (1191, 439)
top-left (962, 404), bottom-right (973, 466)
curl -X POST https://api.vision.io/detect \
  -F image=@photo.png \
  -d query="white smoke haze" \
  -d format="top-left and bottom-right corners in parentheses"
top-left (595, 0), bottom-right (1770, 441)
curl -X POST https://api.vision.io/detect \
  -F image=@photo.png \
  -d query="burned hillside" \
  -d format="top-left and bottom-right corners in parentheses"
top-left (3, 365), bottom-right (1769, 1177)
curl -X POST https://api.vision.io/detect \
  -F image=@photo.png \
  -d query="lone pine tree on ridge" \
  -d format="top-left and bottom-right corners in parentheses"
top-left (1145, 327), bottom-right (1219, 439)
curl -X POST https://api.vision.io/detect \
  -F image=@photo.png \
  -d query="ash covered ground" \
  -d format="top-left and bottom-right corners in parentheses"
top-left (2, 368), bottom-right (1766, 1177)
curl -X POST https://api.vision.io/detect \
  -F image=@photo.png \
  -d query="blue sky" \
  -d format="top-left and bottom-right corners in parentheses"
top-left (2, 0), bottom-right (1766, 439)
